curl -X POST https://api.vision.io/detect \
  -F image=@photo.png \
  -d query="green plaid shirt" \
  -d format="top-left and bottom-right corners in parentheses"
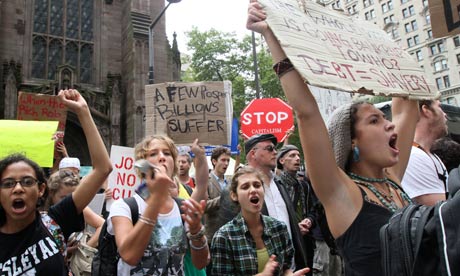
top-left (210, 213), bottom-right (294, 276)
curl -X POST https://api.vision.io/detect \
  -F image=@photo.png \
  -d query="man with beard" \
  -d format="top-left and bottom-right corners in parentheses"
top-left (275, 145), bottom-right (315, 276)
top-left (402, 100), bottom-right (449, 206)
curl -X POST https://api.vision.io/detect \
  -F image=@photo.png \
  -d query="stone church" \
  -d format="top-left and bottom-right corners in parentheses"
top-left (0, 0), bottom-right (181, 165)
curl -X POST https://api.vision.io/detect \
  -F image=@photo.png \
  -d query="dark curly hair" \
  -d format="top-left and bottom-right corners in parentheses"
top-left (431, 137), bottom-right (460, 172)
top-left (0, 154), bottom-right (48, 227)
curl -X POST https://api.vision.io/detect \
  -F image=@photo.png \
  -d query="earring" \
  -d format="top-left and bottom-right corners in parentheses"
top-left (353, 146), bottom-right (360, 162)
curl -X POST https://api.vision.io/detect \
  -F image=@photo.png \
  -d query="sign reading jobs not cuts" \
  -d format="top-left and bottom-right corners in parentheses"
top-left (260, 0), bottom-right (438, 99)
top-left (145, 81), bottom-right (233, 145)
top-left (106, 145), bottom-right (141, 211)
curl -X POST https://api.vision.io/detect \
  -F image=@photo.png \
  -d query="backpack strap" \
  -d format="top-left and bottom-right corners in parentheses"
top-left (447, 166), bottom-right (460, 199)
top-left (123, 197), bottom-right (139, 224)
top-left (173, 197), bottom-right (185, 215)
top-left (40, 212), bottom-right (67, 255)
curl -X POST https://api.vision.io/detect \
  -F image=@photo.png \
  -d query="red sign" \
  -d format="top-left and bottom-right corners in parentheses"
top-left (240, 98), bottom-right (294, 142)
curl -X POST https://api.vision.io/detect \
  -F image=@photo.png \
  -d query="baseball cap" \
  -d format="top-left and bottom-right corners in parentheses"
top-left (244, 134), bottom-right (278, 154)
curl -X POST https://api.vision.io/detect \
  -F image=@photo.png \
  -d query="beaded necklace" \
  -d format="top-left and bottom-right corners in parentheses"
top-left (348, 173), bottom-right (412, 213)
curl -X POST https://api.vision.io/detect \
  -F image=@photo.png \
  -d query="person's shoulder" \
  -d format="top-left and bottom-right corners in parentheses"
top-left (263, 215), bottom-right (287, 229)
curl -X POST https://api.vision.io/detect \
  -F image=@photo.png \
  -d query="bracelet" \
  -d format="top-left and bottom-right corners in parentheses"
top-left (139, 217), bottom-right (156, 227)
top-left (139, 215), bottom-right (156, 226)
top-left (189, 236), bottom-right (208, 251)
top-left (273, 57), bottom-right (294, 78)
top-left (186, 225), bottom-right (205, 241)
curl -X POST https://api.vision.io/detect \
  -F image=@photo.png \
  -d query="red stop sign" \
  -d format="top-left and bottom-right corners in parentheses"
top-left (240, 98), bottom-right (294, 143)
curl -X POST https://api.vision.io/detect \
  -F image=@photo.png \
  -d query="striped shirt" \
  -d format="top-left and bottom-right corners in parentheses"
top-left (211, 213), bottom-right (294, 275)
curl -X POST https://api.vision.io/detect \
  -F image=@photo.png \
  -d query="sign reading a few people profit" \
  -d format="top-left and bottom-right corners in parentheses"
top-left (240, 98), bottom-right (294, 143)
top-left (260, 0), bottom-right (438, 100)
top-left (145, 81), bottom-right (233, 145)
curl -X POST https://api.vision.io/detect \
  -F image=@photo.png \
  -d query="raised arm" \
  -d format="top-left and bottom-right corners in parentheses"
top-left (58, 89), bottom-right (112, 214)
top-left (387, 98), bottom-right (419, 181)
top-left (190, 139), bottom-right (209, 201)
top-left (247, 1), bottom-right (349, 207)
top-left (113, 168), bottom-right (172, 265)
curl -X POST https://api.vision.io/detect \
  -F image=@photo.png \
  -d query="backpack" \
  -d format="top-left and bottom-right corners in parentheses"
top-left (380, 178), bottom-right (460, 276)
top-left (91, 196), bottom-right (184, 276)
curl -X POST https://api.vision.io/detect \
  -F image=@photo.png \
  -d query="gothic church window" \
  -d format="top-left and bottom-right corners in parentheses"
top-left (32, 0), bottom-right (94, 83)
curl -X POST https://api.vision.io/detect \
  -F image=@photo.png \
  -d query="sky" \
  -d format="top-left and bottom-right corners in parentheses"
top-left (165, 0), bottom-right (249, 54)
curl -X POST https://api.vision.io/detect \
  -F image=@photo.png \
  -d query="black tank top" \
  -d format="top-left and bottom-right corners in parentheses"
top-left (335, 187), bottom-right (392, 276)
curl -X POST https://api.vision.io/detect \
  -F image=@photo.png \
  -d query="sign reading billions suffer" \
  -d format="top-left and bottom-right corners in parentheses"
top-left (260, 0), bottom-right (438, 99)
top-left (145, 81), bottom-right (233, 145)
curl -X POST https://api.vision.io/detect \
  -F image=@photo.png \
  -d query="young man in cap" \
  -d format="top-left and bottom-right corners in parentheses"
top-left (245, 134), bottom-right (309, 271)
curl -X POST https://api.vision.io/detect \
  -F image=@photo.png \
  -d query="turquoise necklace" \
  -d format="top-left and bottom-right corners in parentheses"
top-left (348, 172), bottom-right (388, 183)
top-left (348, 173), bottom-right (413, 213)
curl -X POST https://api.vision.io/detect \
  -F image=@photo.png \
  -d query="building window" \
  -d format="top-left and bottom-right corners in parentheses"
top-left (401, 0), bottom-right (408, 3)
top-left (363, 0), bottom-right (374, 7)
top-left (444, 75), bottom-right (450, 88)
top-left (388, 27), bottom-right (399, 39)
top-left (434, 59), bottom-right (448, 72)
top-left (411, 20), bottom-right (418, 31)
top-left (436, 77), bottom-right (443, 89)
top-left (365, 9), bottom-right (376, 20)
top-left (430, 41), bottom-right (445, 55)
top-left (409, 5), bottom-right (415, 15)
top-left (347, 5), bottom-right (357, 14)
top-left (427, 29), bottom-right (433, 39)
top-left (423, 0), bottom-right (428, 6)
top-left (454, 36), bottom-right (460, 47)
top-left (407, 37), bottom-right (414, 48)
top-left (382, 3), bottom-right (388, 13)
top-left (332, 1), bottom-right (341, 9)
top-left (384, 15), bottom-right (395, 24)
top-left (32, 0), bottom-right (94, 83)
top-left (416, 50), bottom-right (423, 61)
top-left (457, 54), bottom-right (460, 64)
top-left (414, 35), bottom-right (420, 45)
top-left (425, 14), bottom-right (431, 24)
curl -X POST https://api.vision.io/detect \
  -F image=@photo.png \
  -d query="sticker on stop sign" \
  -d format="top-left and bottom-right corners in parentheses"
top-left (240, 98), bottom-right (294, 143)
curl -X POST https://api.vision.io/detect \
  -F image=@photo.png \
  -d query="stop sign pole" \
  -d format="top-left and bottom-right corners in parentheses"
top-left (240, 98), bottom-right (294, 143)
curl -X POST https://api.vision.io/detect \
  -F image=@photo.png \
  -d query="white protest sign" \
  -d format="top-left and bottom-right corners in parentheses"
top-left (260, 0), bottom-right (438, 99)
top-left (145, 81), bottom-right (233, 145)
top-left (106, 145), bottom-right (141, 211)
top-left (87, 193), bottom-right (105, 216)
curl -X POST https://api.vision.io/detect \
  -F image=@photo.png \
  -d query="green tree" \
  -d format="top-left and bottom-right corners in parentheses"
top-left (184, 28), bottom-right (301, 160)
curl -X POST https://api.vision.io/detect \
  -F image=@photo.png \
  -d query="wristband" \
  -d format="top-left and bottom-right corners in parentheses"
top-left (189, 236), bottom-right (208, 251)
top-left (273, 57), bottom-right (294, 78)
top-left (186, 225), bottom-right (205, 241)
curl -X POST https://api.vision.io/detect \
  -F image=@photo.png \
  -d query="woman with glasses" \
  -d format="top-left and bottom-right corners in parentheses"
top-left (247, 2), bottom-right (418, 275)
top-left (0, 89), bottom-right (112, 275)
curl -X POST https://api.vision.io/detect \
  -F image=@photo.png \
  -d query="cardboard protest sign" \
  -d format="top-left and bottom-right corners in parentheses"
top-left (429, 0), bottom-right (460, 38)
top-left (106, 145), bottom-right (141, 211)
top-left (145, 81), bottom-right (233, 145)
top-left (0, 120), bottom-right (58, 167)
top-left (260, 0), bottom-right (438, 99)
top-left (17, 92), bottom-right (67, 131)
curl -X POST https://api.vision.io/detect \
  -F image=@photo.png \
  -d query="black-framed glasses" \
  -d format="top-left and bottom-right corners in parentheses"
top-left (0, 177), bottom-right (38, 189)
top-left (254, 145), bottom-right (276, 152)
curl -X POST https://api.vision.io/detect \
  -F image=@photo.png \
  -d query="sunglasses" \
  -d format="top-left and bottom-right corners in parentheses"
top-left (254, 145), bottom-right (276, 152)
top-left (0, 176), bottom-right (38, 189)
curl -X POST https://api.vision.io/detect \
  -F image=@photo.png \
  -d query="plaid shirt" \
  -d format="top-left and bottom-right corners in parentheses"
top-left (211, 213), bottom-right (294, 276)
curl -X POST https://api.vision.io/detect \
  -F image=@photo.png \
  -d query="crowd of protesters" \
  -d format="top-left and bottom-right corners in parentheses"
top-left (2, 1), bottom-right (460, 276)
